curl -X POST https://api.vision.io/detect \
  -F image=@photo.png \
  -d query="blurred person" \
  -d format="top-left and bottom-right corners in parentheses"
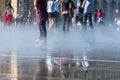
top-left (47, 0), bottom-right (55, 30)
top-left (34, 0), bottom-right (48, 45)
top-left (2, 2), bottom-right (14, 26)
top-left (27, 10), bottom-right (33, 26)
top-left (23, 15), bottom-right (28, 25)
top-left (61, 0), bottom-right (75, 33)
top-left (82, 0), bottom-right (94, 29)
top-left (69, 0), bottom-right (76, 28)
top-left (97, 9), bottom-right (105, 27)
top-left (54, 0), bottom-right (61, 28)
top-left (93, 9), bottom-right (98, 26)
top-left (115, 18), bottom-right (120, 31)
top-left (61, 0), bottom-right (70, 33)
top-left (75, 0), bottom-right (84, 30)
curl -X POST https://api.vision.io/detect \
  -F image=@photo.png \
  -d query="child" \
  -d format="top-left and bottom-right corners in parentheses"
top-left (2, 3), bottom-right (14, 26)
top-left (97, 9), bottom-right (105, 26)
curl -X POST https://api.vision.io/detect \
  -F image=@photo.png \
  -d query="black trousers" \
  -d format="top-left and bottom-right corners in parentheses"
top-left (75, 13), bottom-right (83, 24)
top-left (54, 11), bottom-right (60, 28)
top-left (39, 19), bottom-right (47, 39)
top-left (62, 14), bottom-right (71, 32)
top-left (83, 13), bottom-right (94, 29)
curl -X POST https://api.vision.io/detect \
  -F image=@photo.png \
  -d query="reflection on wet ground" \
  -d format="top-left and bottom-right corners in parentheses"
top-left (0, 27), bottom-right (120, 80)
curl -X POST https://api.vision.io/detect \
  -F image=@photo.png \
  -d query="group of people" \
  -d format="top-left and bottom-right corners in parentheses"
top-left (34, 0), bottom-right (95, 43)
top-left (1, 0), bottom-right (106, 44)
top-left (0, 0), bottom-right (95, 38)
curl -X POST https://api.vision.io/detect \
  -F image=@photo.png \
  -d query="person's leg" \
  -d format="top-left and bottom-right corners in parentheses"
top-left (83, 13), bottom-right (87, 30)
top-left (48, 18), bottom-right (52, 29)
top-left (55, 12), bottom-right (59, 28)
top-left (39, 19), bottom-right (47, 39)
top-left (63, 14), bottom-right (67, 32)
top-left (79, 14), bottom-right (83, 31)
top-left (67, 16), bottom-right (71, 32)
top-left (75, 15), bottom-right (79, 28)
top-left (88, 13), bottom-right (94, 29)
top-left (94, 18), bottom-right (97, 26)
top-left (51, 18), bottom-right (55, 28)
top-left (101, 18), bottom-right (105, 26)
top-left (48, 13), bottom-right (55, 29)
top-left (80, 14), bottom-right (83, 25)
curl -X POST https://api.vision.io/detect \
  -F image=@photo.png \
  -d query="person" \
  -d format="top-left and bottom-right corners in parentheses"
top-left (27, 10), bottom-right (33, 26)
top-left (2, 2), bottom-right (14, 26)
top-left (75, 0), bottom-right (84, 29)
top-left (61, 0), bottom-right (75, 33)
top-left (54, 0), bottom-right (61, 28)
top-left (47, 0), bottom-right (55, 30)
top-left (97, 9), bottom-right (105, 27)
top-left (68, 0), bottom-right (76, 28)
top-left (34, 0), bottom-right (48, 44)
top-left (82, 0), bottom-right (94, 29)
top-left (61, 0), bottom-right (70, 33)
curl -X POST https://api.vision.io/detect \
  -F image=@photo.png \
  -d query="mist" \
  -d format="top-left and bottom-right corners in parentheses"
top-left (0, 25), bottom-right (120, 59)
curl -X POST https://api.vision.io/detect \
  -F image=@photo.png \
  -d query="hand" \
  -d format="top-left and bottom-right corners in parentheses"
top-left (34, 7), bottom-right (37, 10)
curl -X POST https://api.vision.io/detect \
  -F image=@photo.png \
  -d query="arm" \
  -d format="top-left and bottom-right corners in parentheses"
top-left (2, 7), bottom-right (8, 16)
top-left (12, 6), bottom-right (14, 14)
top-left (58, 0), bottom-right (61, 6)
top-left (34, 0), bottom-right (37, 10)
top-left (82, 0), bottom-right (87, 8)
top-left (60, 1), bottom-right (63, 17)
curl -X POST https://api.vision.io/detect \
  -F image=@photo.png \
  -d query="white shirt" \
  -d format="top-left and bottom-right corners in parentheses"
top-left (47, 1), bottom-right (55, 13)
top-left (84, 0), bottom-right (94, 13)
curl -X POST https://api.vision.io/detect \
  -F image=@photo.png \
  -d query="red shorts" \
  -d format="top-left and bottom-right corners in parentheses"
top-left (4, 14), bottom-right (13, 24)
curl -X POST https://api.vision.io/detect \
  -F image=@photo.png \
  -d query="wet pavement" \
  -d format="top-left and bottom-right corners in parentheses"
top-left (0, 26), bottom-right (120, 80)
top-left (0, 26), bottom-right (120, 57)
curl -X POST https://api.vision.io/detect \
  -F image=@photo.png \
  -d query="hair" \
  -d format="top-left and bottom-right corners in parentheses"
top-left (6, 2), bottom-right (12, 8)
top-left (98, 9), bottom-right (102, 12)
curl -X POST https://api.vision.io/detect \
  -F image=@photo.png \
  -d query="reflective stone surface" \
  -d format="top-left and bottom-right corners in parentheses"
top-left (0, 26), bottom-right (120, 80)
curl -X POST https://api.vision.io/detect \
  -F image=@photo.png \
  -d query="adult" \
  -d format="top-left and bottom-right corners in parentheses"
top-left (82, 0), bottom-right (94, 29)
top-left (54, 0), bottom-right (61, 28)
top-left (47, 0), bottom-right (55, 30)
top-left (61, 0), bottom-right (75, 33)
top-left (75, 0), bottom-right (84, 29)
top-left (34, 0), bottom-right (48, 42)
